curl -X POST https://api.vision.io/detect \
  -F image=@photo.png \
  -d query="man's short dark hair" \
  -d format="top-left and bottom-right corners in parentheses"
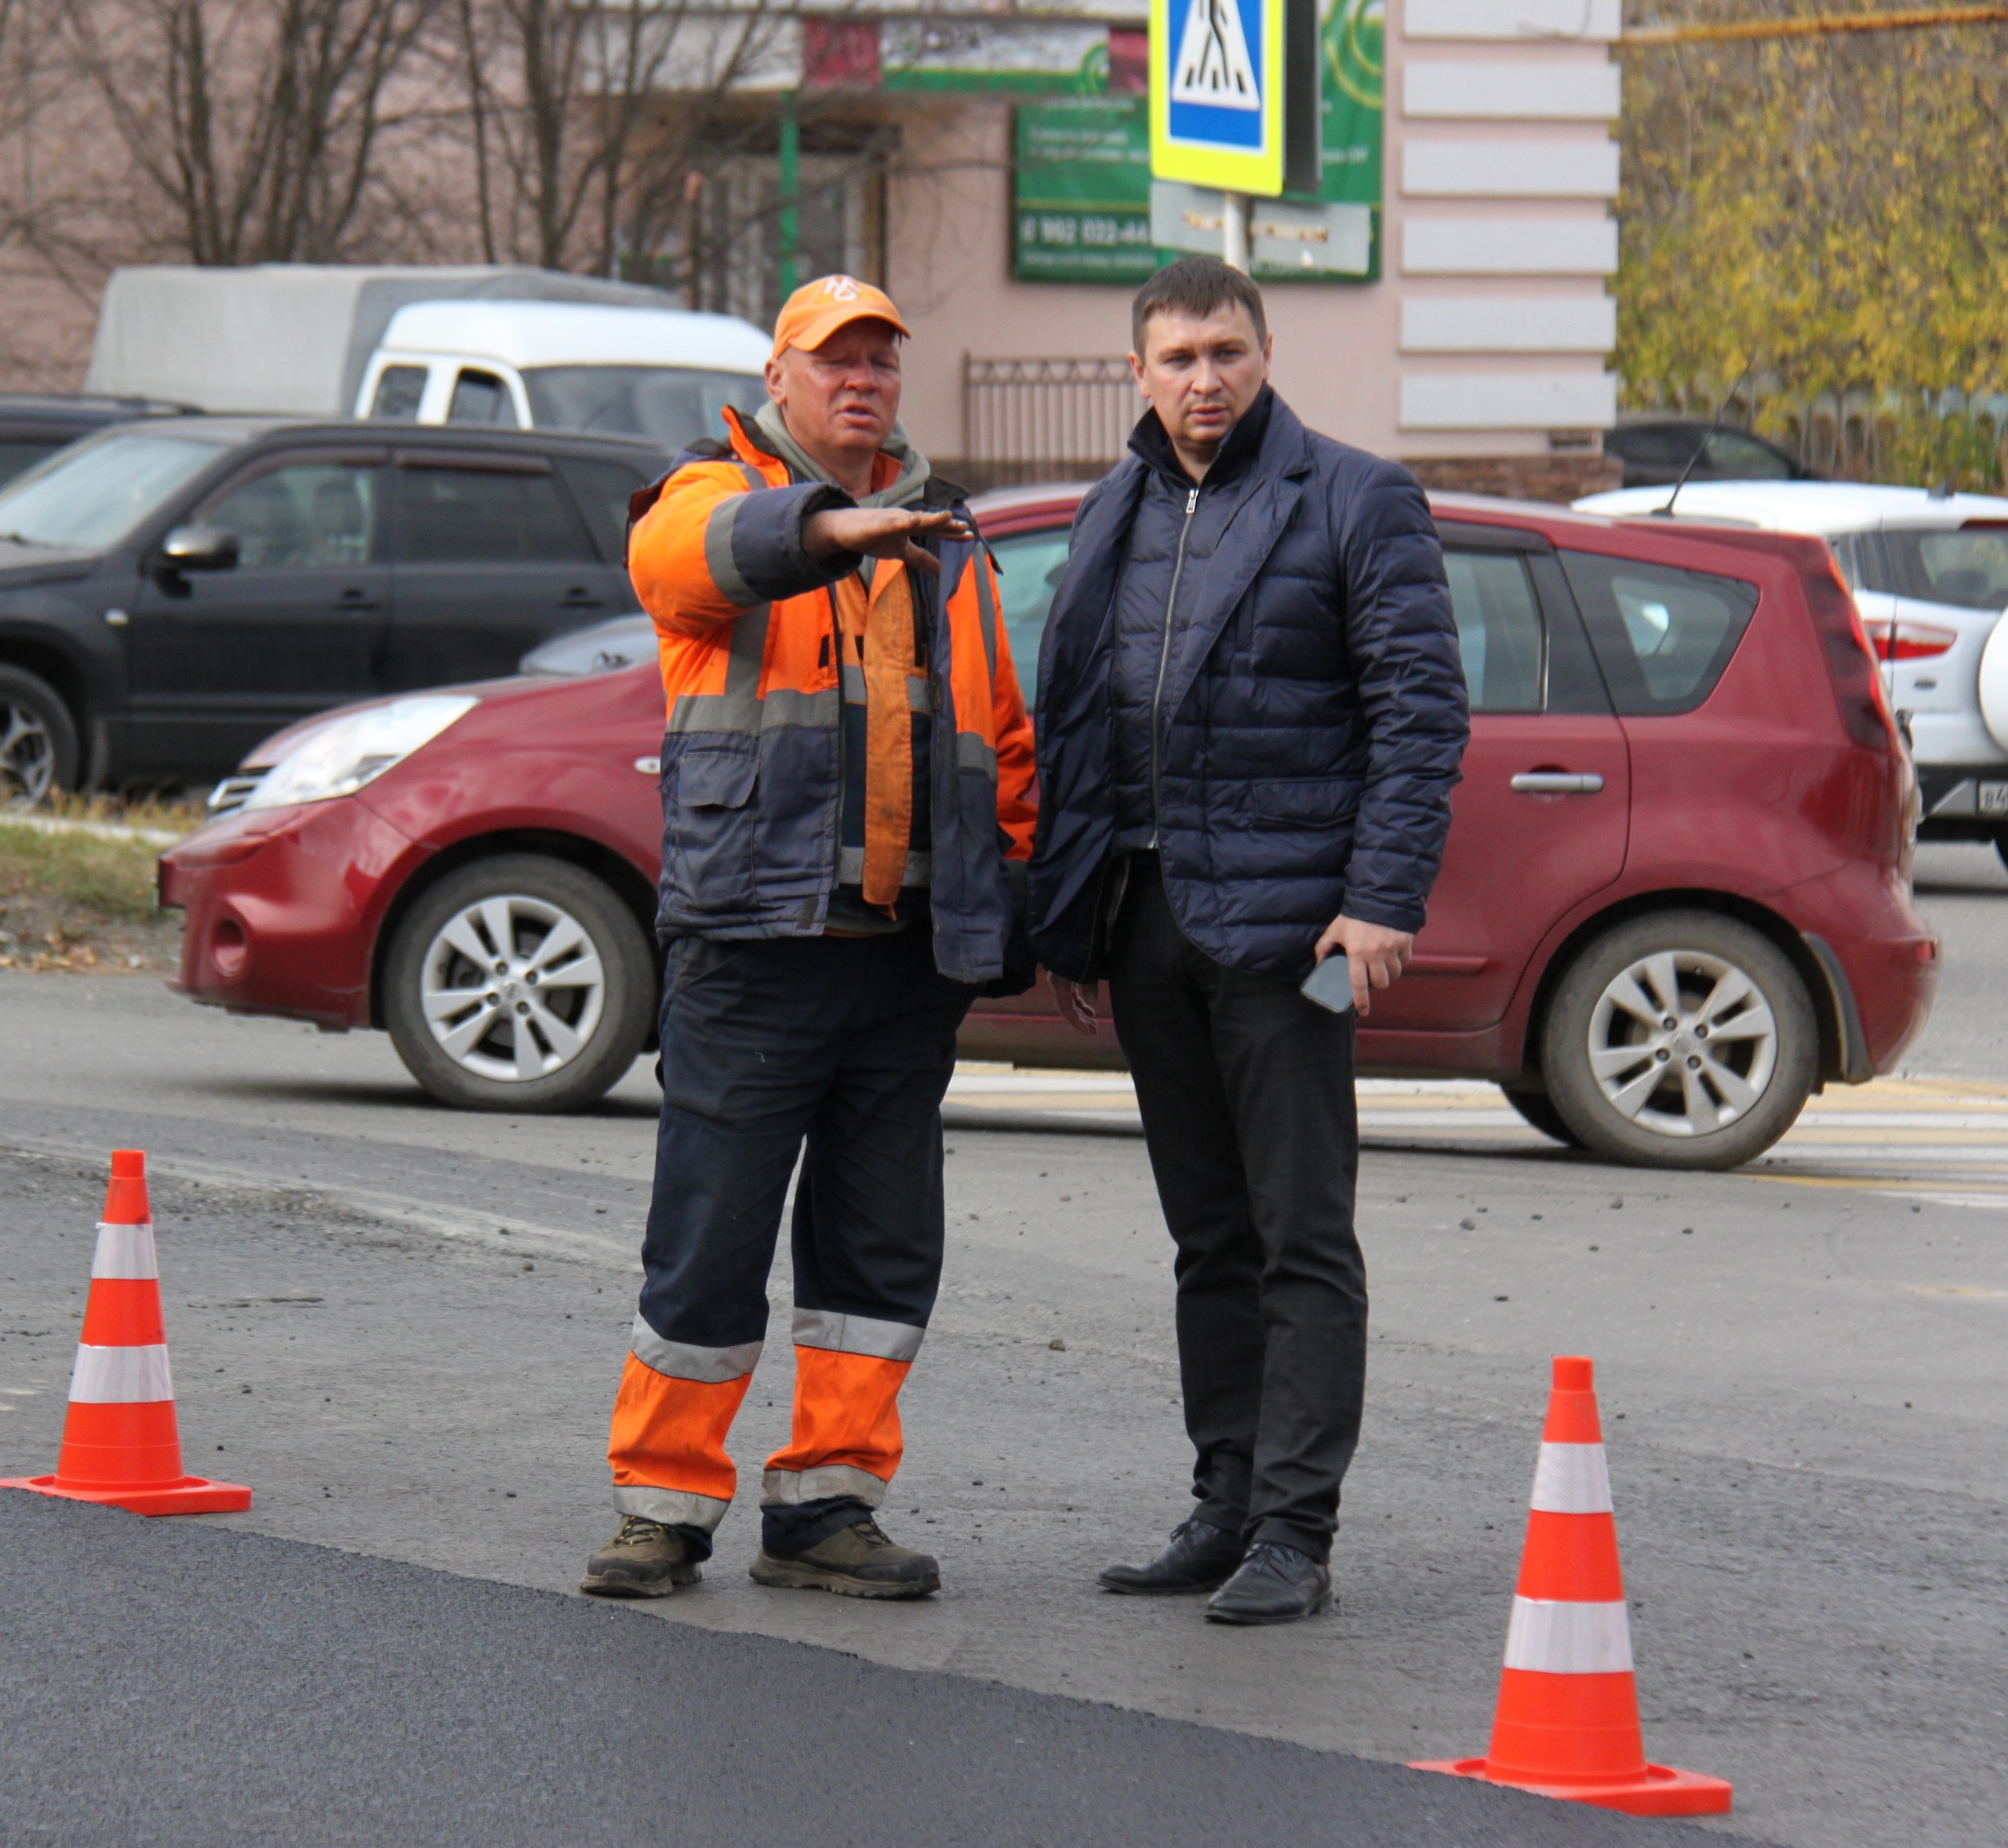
top-left (1131, 256), bottom-right (1268, 356)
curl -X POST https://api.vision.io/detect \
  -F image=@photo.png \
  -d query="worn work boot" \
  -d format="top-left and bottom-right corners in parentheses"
top-left (1204, 1541), bottom-right (1333, 1626)
top-left (1098, 1517), bottom-right (1246, 1595)
top-left (579, 1514), bottom-right (703, 1598)
top-left (748, 1518), bottom-right (941, 1600)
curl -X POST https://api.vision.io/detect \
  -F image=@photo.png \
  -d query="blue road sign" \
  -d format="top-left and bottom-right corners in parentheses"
top-left (1152, 0), bottom-right (1282, 191)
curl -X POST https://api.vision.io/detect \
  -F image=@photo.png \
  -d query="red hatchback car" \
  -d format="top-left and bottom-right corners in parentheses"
top-left (159, 486), bottom-right (1938, 1171)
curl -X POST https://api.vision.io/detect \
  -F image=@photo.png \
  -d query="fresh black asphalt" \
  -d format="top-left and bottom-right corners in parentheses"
top-left (0, 1495), bottom-right (1757, 1848)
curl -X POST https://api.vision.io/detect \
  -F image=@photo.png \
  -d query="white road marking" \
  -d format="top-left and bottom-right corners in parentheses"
top-left (944, 1066), bottom-right (2008, 1206)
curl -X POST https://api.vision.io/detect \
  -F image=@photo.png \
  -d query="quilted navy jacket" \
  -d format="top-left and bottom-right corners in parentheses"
top-left (1028, 389), bottom-right (1470, 980)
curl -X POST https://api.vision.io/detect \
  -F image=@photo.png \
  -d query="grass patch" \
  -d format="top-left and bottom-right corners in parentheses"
top-left (0, 795), bottom-right (199, 972)
top-left (0, 825), bottom-right (163, 922)
top-left (29, 791), bottom-right (207, 835)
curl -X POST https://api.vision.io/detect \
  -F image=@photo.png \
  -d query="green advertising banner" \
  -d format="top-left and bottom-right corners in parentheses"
top-left (1321, 0), bottom-right (1384, 213)
top-left (1015, 99), bottom-right (1162, 285)
top-left (1013, 0), bottom-right (1383, 285)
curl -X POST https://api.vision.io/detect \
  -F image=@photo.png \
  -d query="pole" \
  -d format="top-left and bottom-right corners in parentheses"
top-left (1222, 191), bottom-right (1250, 271)
top-left (778, 91), bottom-right (801, 299)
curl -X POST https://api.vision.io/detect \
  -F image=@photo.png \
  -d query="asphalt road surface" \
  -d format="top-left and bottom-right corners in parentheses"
top-left (2, 844), bottom-right (2005, 1846)
top-left (0, 1493), bottom-right (1748, 1848)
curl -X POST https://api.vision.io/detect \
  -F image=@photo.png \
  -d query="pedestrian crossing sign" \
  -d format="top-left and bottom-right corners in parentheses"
top-left (1151, 0), bottom-right (1316, 197)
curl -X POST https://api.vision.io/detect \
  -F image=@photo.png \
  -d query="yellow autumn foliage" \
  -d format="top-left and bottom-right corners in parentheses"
top-left (1620, 3), bottom-right (2008, 485)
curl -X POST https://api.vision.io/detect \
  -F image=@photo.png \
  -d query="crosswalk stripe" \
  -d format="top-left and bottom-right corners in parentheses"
top-left (942, 1066), bottom-right (2008, 1206)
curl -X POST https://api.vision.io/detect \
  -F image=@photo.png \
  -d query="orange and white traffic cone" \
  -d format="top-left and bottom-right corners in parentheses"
top-left (1411, 1355), bottom-right (1730, 1817)
top-left (1, 1149), bottom-right (250, 1516)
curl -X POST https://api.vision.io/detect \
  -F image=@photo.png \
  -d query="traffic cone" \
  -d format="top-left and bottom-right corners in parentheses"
top-left (1, 1150), bottom-right (250, 1516)
top-left (1410, 1356), bottom-right (1730, 1817)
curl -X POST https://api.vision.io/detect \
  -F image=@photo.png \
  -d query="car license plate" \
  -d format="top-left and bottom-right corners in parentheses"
top-left (1981, 782), bottom-right (2008, 816)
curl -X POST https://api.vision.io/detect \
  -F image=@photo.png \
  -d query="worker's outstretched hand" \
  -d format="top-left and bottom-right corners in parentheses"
top-left (806, 506), bottom-right (971, 575)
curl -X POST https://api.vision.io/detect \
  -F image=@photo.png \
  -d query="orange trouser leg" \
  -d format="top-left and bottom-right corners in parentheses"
top-left (762, 1337), bottom-right (916, 1511)
top-left (606, 1335), bottom-right (758, 1533)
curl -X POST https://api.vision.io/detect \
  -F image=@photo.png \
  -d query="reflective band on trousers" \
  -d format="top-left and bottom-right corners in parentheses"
top-left (628, 1314), bottom-right (762, 1384)
top-left (69, 1343), bottom-right (173, 1404)
top-left (1529, 1442), bottom-right (1614, 1515)
top-left (90, 1221), bottom-right (158, 1280)
top-left (613, 1484), bottom-right (731, 1531)
top-left (1502, 1597), bottom-right (1635, 1675)
top-left (761, 1463), bottom-right (889, 1507)
top-left (791, 1308), bottom-right (925, 1363)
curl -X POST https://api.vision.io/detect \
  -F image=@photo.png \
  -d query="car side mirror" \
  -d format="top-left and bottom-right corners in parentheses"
top-left (159, 526), bottom-right (240, 572)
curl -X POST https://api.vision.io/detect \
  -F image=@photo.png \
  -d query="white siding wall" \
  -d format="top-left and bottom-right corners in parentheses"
top-left (1395, 0), bottom-right (1619, 442)
top-left (1404, 0), bottom-right (1622, 41)
top-left (1403, 61), bottom-right (1621, 119)
top-left (1402, 295), bottom-right (1617, 351)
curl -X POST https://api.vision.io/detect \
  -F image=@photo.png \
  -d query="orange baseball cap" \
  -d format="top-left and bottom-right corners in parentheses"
top-left (770, 274), bottom-right (910, 360)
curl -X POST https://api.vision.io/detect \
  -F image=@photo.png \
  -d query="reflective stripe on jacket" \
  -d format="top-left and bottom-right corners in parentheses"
top-left (628, 408), bottom-right (1038, 984)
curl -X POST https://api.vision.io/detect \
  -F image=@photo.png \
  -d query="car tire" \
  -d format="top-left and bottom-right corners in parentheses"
top-left (1539, 910), bottom-right (1817, 1172)
top-left (384, 854), bottom-right (653, 1114)
top-left (0, 664), bottom-right (80, 808)
top-left (1499, 1083), bottom-right (1584, 1149)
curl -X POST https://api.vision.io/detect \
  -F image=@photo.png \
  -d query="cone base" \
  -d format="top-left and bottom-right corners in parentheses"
top-left (1409, 1757), bottom-right (1733, 1818)
top-left (0, 1473), bottom-right (252, 1516)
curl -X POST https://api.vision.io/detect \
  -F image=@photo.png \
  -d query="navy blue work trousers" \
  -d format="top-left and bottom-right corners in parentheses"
top-left (638, 926), bottom-right (973, 1551)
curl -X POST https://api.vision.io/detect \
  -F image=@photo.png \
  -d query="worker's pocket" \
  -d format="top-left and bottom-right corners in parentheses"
top-left (666, 744), bottom-right (758, 911)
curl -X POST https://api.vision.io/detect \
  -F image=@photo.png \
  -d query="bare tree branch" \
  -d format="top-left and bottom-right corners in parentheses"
top-left (60, 0), bottom-right (438, 264)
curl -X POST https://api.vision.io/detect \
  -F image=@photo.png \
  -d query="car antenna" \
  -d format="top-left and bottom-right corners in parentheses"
top-left (1651, 357), bottom-right (1755, 518)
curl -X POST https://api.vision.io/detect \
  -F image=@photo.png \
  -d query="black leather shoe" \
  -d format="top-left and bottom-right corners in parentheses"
top-left (1098, 1517), bottom-right (1246, 1595)
top-left (1204, 1541), bottom-right (1333, 1625)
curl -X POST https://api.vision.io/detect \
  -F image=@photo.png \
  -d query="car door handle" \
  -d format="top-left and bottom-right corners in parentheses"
top-left (335, 588), bottom-right (382, 611)
top-left (1511, 772), bottom-right (1605, 794)
top-left (560, 588), bottom-right (605, 609)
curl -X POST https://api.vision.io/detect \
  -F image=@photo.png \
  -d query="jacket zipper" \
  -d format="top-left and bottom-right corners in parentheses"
top-left (1148, 486), bottom-right (1201, 849)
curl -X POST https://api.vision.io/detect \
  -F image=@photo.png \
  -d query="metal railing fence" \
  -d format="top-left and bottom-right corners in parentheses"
top-left (962, 355), bottom-right (1136, 483)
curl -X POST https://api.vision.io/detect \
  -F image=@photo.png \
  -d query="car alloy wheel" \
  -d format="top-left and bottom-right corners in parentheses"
top-left (421, 893), bottom-right (608, 1083)
top-left (1586, 949), bottom-right (1777, 1138)
top-left (0, 666), bottom-right (78, 809)
top-left (384, 853), bottom-right (654, 1113)
top-left (0, 697), bottom-right (53, 806)
top-left (1540, 910), bottom-right (1817, 1171)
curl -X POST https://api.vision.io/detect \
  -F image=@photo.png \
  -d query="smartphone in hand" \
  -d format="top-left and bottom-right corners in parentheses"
top-left (1299, 954), bottom-right (1355, 1015)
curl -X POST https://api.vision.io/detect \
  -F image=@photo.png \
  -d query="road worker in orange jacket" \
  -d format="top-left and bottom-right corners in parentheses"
top-left (580, 275), bottom-right (1037, 1602)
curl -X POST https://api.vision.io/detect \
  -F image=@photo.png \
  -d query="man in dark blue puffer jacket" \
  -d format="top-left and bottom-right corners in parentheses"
top-left (1031, 256), bottom-right (1469, 1625)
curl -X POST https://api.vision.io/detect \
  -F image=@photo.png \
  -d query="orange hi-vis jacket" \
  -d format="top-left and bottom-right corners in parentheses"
top-left (628, 409), bottom-right (1037, 984)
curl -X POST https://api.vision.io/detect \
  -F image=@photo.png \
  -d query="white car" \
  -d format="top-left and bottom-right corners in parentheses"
top-left (1576, 480), bottom-right (2008, 860)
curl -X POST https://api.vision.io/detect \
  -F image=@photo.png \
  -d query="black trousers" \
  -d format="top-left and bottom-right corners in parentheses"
top-left (1107, 857), bottom-right (1366, 1562)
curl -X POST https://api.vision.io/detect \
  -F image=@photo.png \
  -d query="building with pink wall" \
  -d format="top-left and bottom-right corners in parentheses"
top-left (681, 0), bottom-right (1620, 497)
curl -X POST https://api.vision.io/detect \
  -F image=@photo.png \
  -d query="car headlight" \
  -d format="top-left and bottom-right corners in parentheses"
top-left (242, 695), bottom-right (478, 811)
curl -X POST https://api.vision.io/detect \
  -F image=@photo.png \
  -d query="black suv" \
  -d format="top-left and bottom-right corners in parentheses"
top-left (0, 393), bottom-right (187, 492)
top-left (0, 418), bottom-right (669, 800)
